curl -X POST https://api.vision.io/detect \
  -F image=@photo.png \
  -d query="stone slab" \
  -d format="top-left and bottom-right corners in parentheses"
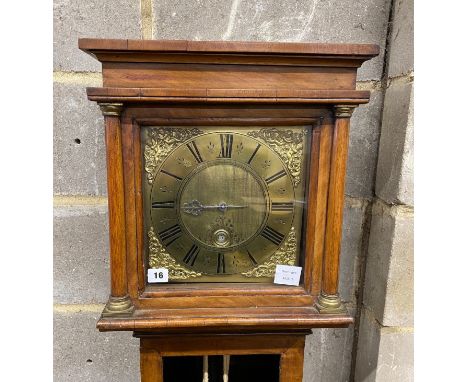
top-left (153, 0), bottom-right (391, 80)
top-left (54, 82), bottom-right (107, 196)
top-left (375, 81), bottom-right (414, 205)
top-left (363, 202), bottom-right (414, 327)
top-left (303, 307), bottom-right (356, 382)
top-left (354, 308), bottom-right (413, 382)
top-left (400, 85), bottom-right (414, 204)
top-left (339, 200), bottom-right (367, 304)
top-left (388, 0), bottom-right (414, 78)
top-left (375, 328), bottom-right (413, 382)
top-left (347, 89), bottom-right (384, 199)
top-left (354, 309), bottom-right (379, 382)
top-left (54, 204), bottom-right (110, 304)
top-left (54, 309), bottom-right (139, 382)
top-left (54, 0), bottom-right (141, 72)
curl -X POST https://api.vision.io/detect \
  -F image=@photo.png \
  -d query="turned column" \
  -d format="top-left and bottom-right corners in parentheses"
top-left (99, 103), bottom-right (134, 316)
top-left (315, 105), bottom-right (356, 314)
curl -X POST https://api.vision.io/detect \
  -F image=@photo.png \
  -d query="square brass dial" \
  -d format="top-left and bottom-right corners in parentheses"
top-left (142, 126), bottom-right (311, 283)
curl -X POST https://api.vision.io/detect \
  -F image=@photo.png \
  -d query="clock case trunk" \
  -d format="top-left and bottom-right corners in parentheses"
top-left (79, 39), bottom-right (378, 334)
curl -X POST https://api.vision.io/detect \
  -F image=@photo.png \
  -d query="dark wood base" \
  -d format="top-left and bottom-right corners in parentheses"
top-left (134, 332), bottom-right (308, 382)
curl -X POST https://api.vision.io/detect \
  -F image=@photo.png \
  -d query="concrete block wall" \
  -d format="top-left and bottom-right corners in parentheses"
top-left (53, 0), bottom-right (412, 381)
top-left (354, 0), bottom-right (414, 381)
top-left (53, 2), bottom-right (141, 380)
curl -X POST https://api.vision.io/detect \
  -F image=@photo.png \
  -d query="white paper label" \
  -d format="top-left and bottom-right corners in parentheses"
top-left (147, 268), bottom-right (169, 283)
top-left (273, 265), bottom-right (302, 286)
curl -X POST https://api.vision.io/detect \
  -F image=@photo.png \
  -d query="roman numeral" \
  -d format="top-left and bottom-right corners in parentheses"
top-left (265, 169), bottom-right (287, 185)
top-left (217, 253), bottom-right (226, 273)
top-left (160, 169), bottom-right (183, 181)
top-left (151, 201), bottom-right (175, 209)
top-left (183, 244), bottom-right (200, 266)
top-left (271, 201), bottom-right (294, 212)
top-left (186, 141), bottom-right (203, 163)
top-left (247, 143), bottom-right (261, 164)
top-left (219, 134), bottom-right (233, 158)
top-left (246, 249), bottom-right (258, 266)
top-left (158, 224), bottom-right (182, 246)
top-left (261, 226), bottom-right (285, 246)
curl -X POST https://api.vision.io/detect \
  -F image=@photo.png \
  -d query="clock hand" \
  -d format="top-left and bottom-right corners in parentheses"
top-left (181, 200), bottom-right (247, 216)
top-left (216, 202), bottom-right (247, 212)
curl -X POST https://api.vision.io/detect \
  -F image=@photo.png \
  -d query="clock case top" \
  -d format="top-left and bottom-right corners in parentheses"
top-left (79, 39), bottom-right (378, 334)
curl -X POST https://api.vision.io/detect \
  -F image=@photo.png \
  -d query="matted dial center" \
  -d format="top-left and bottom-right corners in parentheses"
top-left (178, 160), bottom-right (268, 251)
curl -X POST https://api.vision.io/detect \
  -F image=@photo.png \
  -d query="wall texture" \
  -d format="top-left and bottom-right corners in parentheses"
top-left (53, 1), bottom-right (413, 381)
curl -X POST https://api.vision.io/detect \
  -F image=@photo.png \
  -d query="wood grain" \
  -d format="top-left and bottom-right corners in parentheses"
top-left (104, 114), bottom-right (128, 297)
top-left (102, 62), bottom-right (356, 90)
top-left (140, 348), bottom-right (162, 382)
top-left (86, 87), bottom-right (371, 104)
top-left (79, 38), bottom-right (379, 57)
top-left (311, 121), bottom-right (334, 295)
top-left (279, 337), bottom-right (306, 382)
top-left (132, 120), bottom-right (146, 293)
top-left (304, 121), bottom-right (333, 295)
top-left (138, 333), bottom-right (304, 353)
top-left (97, 306), bottom-right (353, 333)
top-left (122, 115), bottom-right (139, 300)
top-left (322, 117), bottom-right (350, 295)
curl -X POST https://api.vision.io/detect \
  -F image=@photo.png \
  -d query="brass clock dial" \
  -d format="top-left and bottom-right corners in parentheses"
top-left (143, 127), bottom-right (308, 282)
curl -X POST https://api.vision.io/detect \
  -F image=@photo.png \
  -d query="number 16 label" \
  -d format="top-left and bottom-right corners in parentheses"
top-left (147, 268), bottom-right (169, 283)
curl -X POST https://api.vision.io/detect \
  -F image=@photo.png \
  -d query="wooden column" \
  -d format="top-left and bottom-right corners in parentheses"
top-left (315, 105), bottom-right (356, 314)
top-left (279, 336), bottom-right (306, 382)
top-left (99, 103), bottom-right (134, 316)
top-left (140, 347), bottom-right (163, 382)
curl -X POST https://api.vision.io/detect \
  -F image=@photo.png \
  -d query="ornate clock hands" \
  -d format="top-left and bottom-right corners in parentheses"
top-left (182, 199), bottom-right (248, 216)
top-left (181, 200), bottom-right (204, 215)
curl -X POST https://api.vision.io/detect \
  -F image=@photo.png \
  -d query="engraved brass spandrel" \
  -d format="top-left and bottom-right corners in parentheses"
top-left (144, 127), bottom-right (203, 184)
top-left (247, 128), bottom-right (305, 188)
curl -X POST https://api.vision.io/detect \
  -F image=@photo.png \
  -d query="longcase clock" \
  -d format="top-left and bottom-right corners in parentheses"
top-left (79, 38), bottom-right (378, 382)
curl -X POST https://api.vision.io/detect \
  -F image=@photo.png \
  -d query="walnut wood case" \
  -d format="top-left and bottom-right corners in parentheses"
top-left (79, 39), bottom-right (378, 335)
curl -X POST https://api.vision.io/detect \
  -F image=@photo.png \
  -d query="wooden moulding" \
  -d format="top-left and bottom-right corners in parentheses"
top-left (79, 39), bottom-right (379, 73)
top-left (81, 39), bottom-right (378, 333)
top-left (97, 306), bottom-right (353, 333)
top-left (79, 38), bottom-right (379, 94)
top-left (86, 87), bottom-right (371, 105)
top-left (79, 38), bottom-right (379, 57)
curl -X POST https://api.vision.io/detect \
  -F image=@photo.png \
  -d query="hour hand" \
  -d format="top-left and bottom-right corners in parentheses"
top-left (182, 200), bottom-right (247, 216)
top-left (182, 200), bottom-right (205, 216)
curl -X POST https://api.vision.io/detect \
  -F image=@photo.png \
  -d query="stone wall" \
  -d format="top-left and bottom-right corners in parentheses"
top-left (53, 1), bottom-right (413, 381)
top-left (354, 0), bottom-right (414, 380)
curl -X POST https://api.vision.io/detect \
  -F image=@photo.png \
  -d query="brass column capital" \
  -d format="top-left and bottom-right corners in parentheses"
top-left (99, 102), bottom-right (124, 117)
top-left (334, 105), bottom-right (356, 118)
